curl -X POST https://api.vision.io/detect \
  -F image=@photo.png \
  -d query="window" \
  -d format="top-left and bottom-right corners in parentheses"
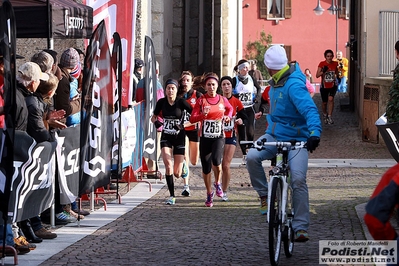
top-left (338, 0), bottom-right (349, 19)
top-left (379, 11), bottom-right (399, 76)
top-left (260, 0), bottom-right (291, 20)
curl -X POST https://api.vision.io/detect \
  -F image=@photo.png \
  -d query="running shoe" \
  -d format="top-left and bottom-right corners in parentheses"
top-left (181, 185), bottom-right (191, 196)
top-left (323, 114), bottom-right (328, 124)
top-left (55, 211), bottom-right (77, 224)
top-left (295, 230), bottom-right (309, 242)
top-left (327, 115), bottom-right (334, 124)
top-left (214, 182), bottom-right (223, 197)
top-left (221, 192), bottom-right (229, 202)
top-left (165, 197), bottom-right (176, 205)
top-left (205, 192), bottom-right (214, 207)
top-left (181, 160), bottom-right (188, 178)
top-left (259, 196), bottom-right (268, 215)
top-left (241, 155), bottom-right (247, 165)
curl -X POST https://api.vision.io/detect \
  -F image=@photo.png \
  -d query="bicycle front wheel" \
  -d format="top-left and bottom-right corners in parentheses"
top-left (269, 177), bottom-right (283, 266)
top-left (283, 186), bottom-right (295, 258)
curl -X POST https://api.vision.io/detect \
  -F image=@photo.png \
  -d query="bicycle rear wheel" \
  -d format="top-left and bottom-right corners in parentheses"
top-left (269, 177), bottom-right (282, 266)
top-left (283, 186), bottom-right (295, 257)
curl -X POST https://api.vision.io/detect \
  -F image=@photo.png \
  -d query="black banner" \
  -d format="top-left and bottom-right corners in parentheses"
top-left (111, 32), bottom-right (122, 178)
top-left (56, 126), bottom-right (80, 204)
top-left (79, 20), bottom-right (113, 196)
top-left (9, 131), bottom-right (56, 223)
top-left (142, 36), bottom-right (157, 161)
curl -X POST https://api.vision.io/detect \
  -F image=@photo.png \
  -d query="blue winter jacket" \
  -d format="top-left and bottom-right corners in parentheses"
top-left (266, 62), bottom-right (322, 141)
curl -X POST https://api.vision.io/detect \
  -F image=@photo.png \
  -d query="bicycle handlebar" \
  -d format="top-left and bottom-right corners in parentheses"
top-left (240, 140), bottom-right (307, 150)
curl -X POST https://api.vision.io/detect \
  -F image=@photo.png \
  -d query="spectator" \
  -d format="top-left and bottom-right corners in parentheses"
top-left (0, 51), bottom-right (31, 255)
top-left (15, 62), bottom-right (58, 244)
top-left (335, 50), bottom-right (349, 93)
top-left (130, 58), bottom-right (144, 105)
top-left (249, 59), bottom-right (264, 86)
top-left (136, 61), bottom-right (164, 177)
top-left (386, 40), bottom-right (399, 123)
top-left (53, 48), bottom-right (81, 124)
top-left (304, 68), bottom-right (313, 83)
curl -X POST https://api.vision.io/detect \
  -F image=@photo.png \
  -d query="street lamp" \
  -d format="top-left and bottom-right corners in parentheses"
top-left (313, 0), bottom-right (340, 53)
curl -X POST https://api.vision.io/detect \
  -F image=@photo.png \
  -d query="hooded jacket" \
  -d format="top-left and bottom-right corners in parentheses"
top-left (266, 62), bottom-right (322, 141)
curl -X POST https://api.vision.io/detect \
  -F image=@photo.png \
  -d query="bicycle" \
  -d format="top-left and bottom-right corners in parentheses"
top-left (241, 139), bottom-right (307, 266)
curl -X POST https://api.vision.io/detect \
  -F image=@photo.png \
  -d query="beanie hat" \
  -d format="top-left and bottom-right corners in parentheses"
top-left (59, 48), bottom-right (79, 69)
top-left (220, 76), bottom-right (232, 85)
top-left (70, 62), bottom-right (82, 79)
top-left (18, 62), bottom-right (49, 82)
top-left (165, 78), bottom-right (179, 88)
top-left (264, 45), bottom-right (288, 70)
top-left (134, 58), bottom-right (144, 69)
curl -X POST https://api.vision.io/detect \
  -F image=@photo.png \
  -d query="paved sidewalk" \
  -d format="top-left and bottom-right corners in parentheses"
top-left (4, 93), bottom-right (396, 266)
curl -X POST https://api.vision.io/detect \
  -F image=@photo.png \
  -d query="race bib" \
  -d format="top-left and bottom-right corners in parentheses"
top-left (324, 70), bottom-right (335, 83)
top-left (203, 119), bottom-right (222, 138)
top-left (224, 117), bottom-right (235, 132)
top-left (163, 118), bottom-right (180, 135)
top-left (239, 92), bottom-right (252, 106)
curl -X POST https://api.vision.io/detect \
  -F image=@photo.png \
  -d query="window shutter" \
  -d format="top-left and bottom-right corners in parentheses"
top-left (285, 0), bottom-right (292, 19)
top-left (260, 0), bottom-right (268, 19)
top-left (284, 45), bottom-right (292, 62)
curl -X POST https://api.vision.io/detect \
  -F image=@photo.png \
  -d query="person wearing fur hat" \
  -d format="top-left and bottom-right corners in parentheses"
top-left (246, 45), bottom-right (322, 242)
top-left (232, 59), bottom-right (262, 166)
top-left (189, 73), bottom-right (233, 207)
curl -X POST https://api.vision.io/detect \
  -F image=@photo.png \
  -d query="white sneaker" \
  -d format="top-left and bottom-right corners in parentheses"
top-left (181, 185), bottom-right (191, 197)
top-left (242, 155), bottom-right (247, 165)
top-left (222, 193), bottom-right (229, 202)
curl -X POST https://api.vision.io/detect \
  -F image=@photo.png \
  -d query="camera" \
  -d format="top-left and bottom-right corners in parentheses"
top-left (322, 66), bottom-right (328, 73)
top-left (339, 63), bottom-right (343, 68)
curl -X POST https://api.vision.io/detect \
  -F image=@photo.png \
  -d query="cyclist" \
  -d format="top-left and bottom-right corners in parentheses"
top-left (246, 45), bottom-right (322, 242)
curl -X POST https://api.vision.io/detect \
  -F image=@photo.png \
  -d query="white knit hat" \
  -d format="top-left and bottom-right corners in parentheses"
top-left (264, 45), bottom-right (288, 70)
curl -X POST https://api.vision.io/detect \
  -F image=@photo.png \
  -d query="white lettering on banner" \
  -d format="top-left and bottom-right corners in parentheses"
top-left (84, 156), bottom-right (106, 176)
top-left (385, 128), bottom-right (399, 153)
top-left (15, 147), bottom-right (53, 210)
top-left (112, 64), bottom-right (120, 162)
top-left (64, 148), bottom-right (80, 176)
top-left (143, 44), bottom-right (156, 155)
top-left (68, 17), bottom-right (84, 30)
top-left (84, 41), bottom-right (106, 177)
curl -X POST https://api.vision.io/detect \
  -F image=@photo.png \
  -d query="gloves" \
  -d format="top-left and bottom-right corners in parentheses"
top-left (306, 136), bottom-right (320, 153)
top-left (154, 120), bottom-right (163, 129)
top-left (322, 66), bottom-right (328, 73)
